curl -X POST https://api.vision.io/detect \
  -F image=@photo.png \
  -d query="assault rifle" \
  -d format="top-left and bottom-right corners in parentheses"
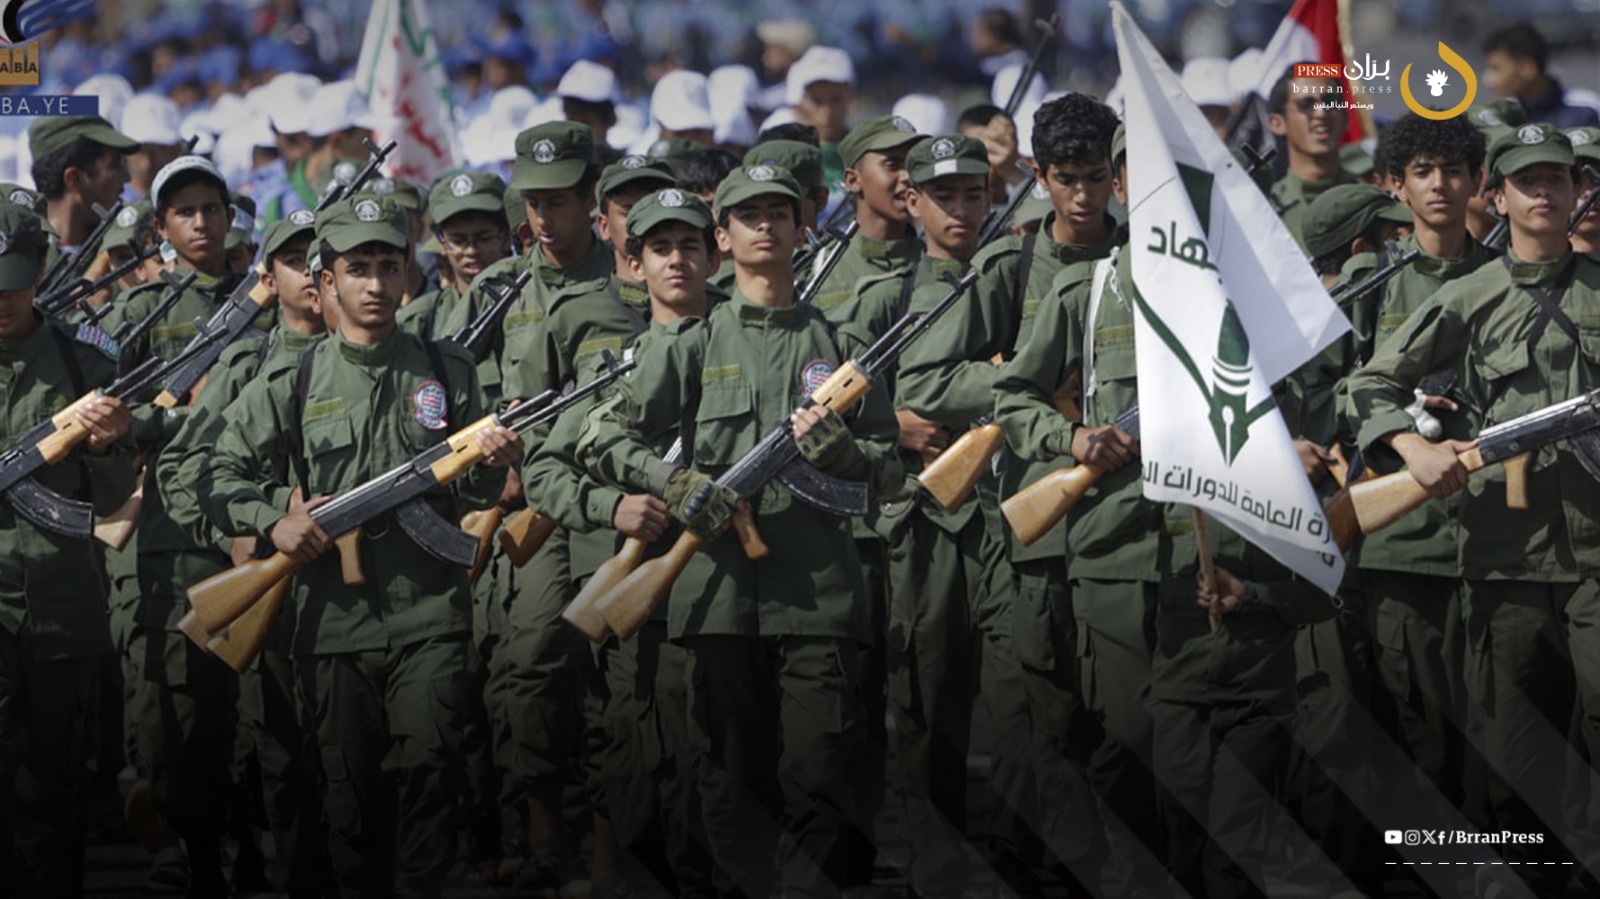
top-left (797, 220), bottom-right (860, 305)
top-left (37, 242), bottom-right (162, 317)
top-left (1350, 388), bottom-right (1600, 536)
top-left (591, 269), bottom-right (982, 640)
top-left (1001, 13), bottom-right (1060, 119)
top-left (179, 354), bottom-right (637, 668)
top-left (37, 202), bottom-right (119, 297)
top-left (0, 327), bottom-right (224, 541)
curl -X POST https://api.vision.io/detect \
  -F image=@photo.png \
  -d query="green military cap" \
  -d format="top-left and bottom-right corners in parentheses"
top-left (262, 208), bottom-right (318, 260)
top-left (1466, 99), bottom-right (1526, 133)
top-left (430, 171), bottom-right (510, 226)
top-left (226, 193), bottom-right (257, 251)
top-left (1302, 184), bottom-right (1415, 259)
top-left (1340, 142), bottom-right (1375, 178)
top-left (0, 202), bottom-right (46, 291)
top-left (512, 121), bottom-right (597, 191)
top-left (504, 185), bottom-right (528, 233)
top-left (627, 187), bottom-right (714, 238)
top-left (595, 155), bottom-right (676, 206)
top-left (1112, 123), bottom-right (1126, 166)
top-left (1487, 123), bottom-right (1575, 177)
top-left (307, 235), bottom-right (325, 277)
top-left (358, 176), bottom-right (425, 210)
top-left (646, 137), bottom-right (702, 174)
top-left (1563, 126), bottom-right (1600, 166)
top-left (104, 201), bottom-right (153, 252)
top-left (315, 195), bottom-right (409, 254)
top-left (0, 183), bottom-right (44, 215)
top-left (1014, 179), bottom-right (1052, 229)
top-left (28, 115), bottom-right (139, 161)
top-left (714, 164), bottom-right (802, 214)
top-left (906, 134), bottom-right (989, 185)
top-left (745, 140), bottom-right (823, 195)
top-left (838, 115), bottom-right (921, 168)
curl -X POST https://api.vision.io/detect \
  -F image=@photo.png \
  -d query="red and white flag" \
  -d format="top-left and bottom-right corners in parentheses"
top-left (1248, 0), bottom-right (1368, 142)
top-left (355, 0), bottom-right (461, 184)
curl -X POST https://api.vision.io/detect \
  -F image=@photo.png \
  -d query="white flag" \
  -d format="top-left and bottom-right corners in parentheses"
top-left (355, 0), bottom-right (461, 185)
top-left (1111, 2), bottom-right (1350, 596)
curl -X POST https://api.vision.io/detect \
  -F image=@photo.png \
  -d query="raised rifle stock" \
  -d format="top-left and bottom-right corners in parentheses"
top-left (920, 422), bottom-right (1004, 512)
top-left (498, 507), bottom-right (556, 567)
top-left (999, 405), bottom-right (1140, 546)
top-left (180, 354), bottom-right (637, 650)
top-left (594, 271), bottom-right (982, 639)
top-left (565, 536), bottom-right (646, 641)
top-left (93, 471), bottom-right (143, 551)
top-left (461, 507), bottom-right (504, 582)
top-left (203, 576), bottom-right (291, 674)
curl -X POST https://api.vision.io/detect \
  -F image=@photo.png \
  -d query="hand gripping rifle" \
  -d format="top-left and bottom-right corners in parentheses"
top-left (0, 327), bottom-right (225, 542)
top-left (592, 269), bottom-right (982, 640)
top-left (976, 161), bottom-right (1042, 248)
top-left (179, 353), bottom-right (638, 665)
top-left (1349, 387), bottom-right (1600, 536)
top-left (36, 202), bottom-right (120, 297)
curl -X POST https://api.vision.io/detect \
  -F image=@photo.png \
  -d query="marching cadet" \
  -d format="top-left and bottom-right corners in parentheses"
top-left (808, 116), bottom-right (924, 309)
top-left (532, 187), bottom-right (724, 897)
top-left (170, 209), bottom-right (330, 898)
top-left (1349, 115), bottom-right (1499, 837)
top-left (97, 201), bottom-right (161, 298)
top-left (1569, 127), bottom-right (1600, 257)
top-left (398, 172), bottom-right (511, 340)
top-left (908, 93), bottom-right (1125, 893)
top-left (584, 164), bottom-right (902, 898)
top-left (0, 201), bottom-right (135, 897)
top-left (993, 126), bottom-right (1171, 895)
top-left (1265, 65), bottom-right (1354, 242)
top-left (1346, 124), bottom-right (1600, 896)
top-left (28, 116), bottom-right (138, 265)
top-left (98, 155), bottom-right (256, 895)
top-left (202, 194), bottom-right (517, 897)
top-left (745, 140), bottom-right (828, 236)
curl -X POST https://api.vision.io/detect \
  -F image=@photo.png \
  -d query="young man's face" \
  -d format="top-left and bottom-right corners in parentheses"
top-left (1495, 162), bottom-right (1576, 237)
top-left (1484, 50), bottom-right (1537, 100)
top-left (627, 221), bottom-right (716, 315)
top-left (265, 236), bottom-right (319, 321)
top-left (436, 211), bottom-right (510, 285)
top-left (1269, 81), bottom-right (1346, 161)
top-left (1398, 155), bottom-right (1476, 233)
top-left (907, 174), bottom-right (988, 258)
top-left (156, 182), bottom-right (230, 272)
top-left (74, 146), bottom-right (130, 212)
top-left (717, 196), bottom-right (798, 268)
top-left (324, 244), bottom-right (407, 333)
top-left (1040, 159), bottom-right (1114, 237)
top-left (0, 285), bottom-right (38, 342)
top-left (795, 81), bottom-right (852, 143)
top-left (226, 240), bottom-right (257, 274)
top-left (1573, 168), bottom-right (1600, 245)
top-left (596, 185), bottom-right (657, 250)
top-left (846, 146), bottom-right (913, 223)
top-left (522, 186), bottom-right (595, 260)
top-left (107, 245), bottom-right (150, 290)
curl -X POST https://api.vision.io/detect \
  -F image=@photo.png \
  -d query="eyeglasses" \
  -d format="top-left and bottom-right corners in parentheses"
top-left (439, 230), bottom-right (506, 251)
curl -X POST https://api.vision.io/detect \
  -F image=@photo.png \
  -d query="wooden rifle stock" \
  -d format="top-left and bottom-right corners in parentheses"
top-left (564, 537), bottom-right (646, 642)
top-left (179, 552), bottom-right (300, 643)
top-left (335, 531), bottom-right (364, 585)
top-left (460, 507), bottom-right (503, 582)
top-left (499, 508), bottom-right (557, 567)
top-left (93, 478), bottom-right (143, 551)
top-left (598, 532), bottom-right (704, 639)
top-left (920, 424), bottom-right (1003, 512)
top-left (1350, 447), bottom-right (1489, 535)
top-left (1001, 463), bottom-right (1103, 546)
top-left (203, 576), bottom-right (291, 673)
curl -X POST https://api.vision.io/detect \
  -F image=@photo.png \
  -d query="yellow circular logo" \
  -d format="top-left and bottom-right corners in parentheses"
top-left (1400, 42), bottom-right (1477, 120)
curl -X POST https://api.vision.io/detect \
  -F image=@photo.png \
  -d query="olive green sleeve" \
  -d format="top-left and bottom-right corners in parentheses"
top-left (445, 350), bottom-right (505, 512)
top-left (580, 327), bottom-right (704, 495)
top-left (995, 273), bottom-right (1087, 463)
top-left (202, 373), bottom-right (295, 540)
top-left (897, 275), bottom-right (1005, 429)
top-left (1344, 292), bottom-right (1463, 458)
top-left (522, 390), bottom-right (622, 533)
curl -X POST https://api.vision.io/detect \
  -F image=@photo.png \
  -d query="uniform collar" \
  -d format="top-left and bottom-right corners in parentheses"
top-left (277, 325), bottom-right (324, 352)
top-left (532, 236), bottom-right (612, 286)
top-left (1403, 233), bottom-right (1494, 280)
top-left (730, 290), bottom-right (802, 327)
top-left (336, 331), bottom-right (398, 367)
top-left (852, 231), bottom-right (922, 267)
top-left (1041, 212), bottom-right (1119, 263)
top-left (1504, 249), bottom-right (1575, 286)
top-left (1274, 169), bottom-right (1350, 201)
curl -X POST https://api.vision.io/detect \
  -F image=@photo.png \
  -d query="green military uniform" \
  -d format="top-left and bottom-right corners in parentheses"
top-left (809, 116), bottom-right (927, 311)
top-left (26, 115), bottom-right (140, 273)
top-left (0, 203), bottom-right (136, 895)
top-left (1144, 523), bottom-right (1336, 899)
top-left (1346, 125), bottom-right (1599, 894)
top-left (203, 195), bottom-right (504, 896)
top-left (995, 246), bottom-right (1174, 893)
top-left (584, 166), bottom-right (903, 898)
top-left (1271, 168), bottom-right (1356, 245)
top-left (398, 171), bottom-right (508, 342)
top-left (167, 213), bottom-right (331, 893)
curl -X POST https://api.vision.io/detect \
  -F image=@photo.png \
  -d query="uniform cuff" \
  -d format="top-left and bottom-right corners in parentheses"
top-left (584, 486), bottom-right (624, 530)
top-left (1357, 410), bottom-right (1418, 457)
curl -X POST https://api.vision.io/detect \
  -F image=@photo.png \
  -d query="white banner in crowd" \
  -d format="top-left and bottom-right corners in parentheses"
top-left (355, 0), bottom-right (461, 184)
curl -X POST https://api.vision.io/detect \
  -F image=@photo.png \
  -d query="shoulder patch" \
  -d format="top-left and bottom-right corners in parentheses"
top-left (73, 322), bottom-right (120, 359)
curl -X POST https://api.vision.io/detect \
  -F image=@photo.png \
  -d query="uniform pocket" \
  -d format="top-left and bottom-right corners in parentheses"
top-left (319, 745), bottom-right (364, 837)
top-left (1012, 575), bottom-right (1058, 672)
top-left (302, 417), bottom-right (357, 496)
top-left (693, 384), bottom-right (755, 467)
top-left (1472, 339), bottom-right (1530, 384)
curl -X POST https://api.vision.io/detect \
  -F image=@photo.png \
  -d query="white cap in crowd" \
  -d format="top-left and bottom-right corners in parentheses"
top-left (758, 106), bottom-right (797, 134)
top-left (257, 72), bottom-right (323, 135)
top-left (1181, 57), bottom-right (1234, 108)
top-left (708, 65), bottom-right (760, 146)
top-left (119, 93), bottom-right (184, 146)
top-left (785, 46), bottom-right (854, 106)
top-left (991, 62), bottom-right (1046, 113)
top-left (1229, 48), bottom-right (1265, 101)
top-left (304, 80), bottom-right (378, 138)
top-left (73, 74), bottom-right (135, 128)
top-left (651, 69), bottom-right (714, 132)
top-left (892, 94), bottom-right (950, 137)
top-left (558, 59), bottom-right (619, 104)
top-left (179, 111), bottom-right (217, 155)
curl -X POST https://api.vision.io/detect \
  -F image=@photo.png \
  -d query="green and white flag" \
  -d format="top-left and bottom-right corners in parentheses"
top-left (1111, 2), bottom-right (1350, 595)
top-left (356, 0), bottom-right (460, 184)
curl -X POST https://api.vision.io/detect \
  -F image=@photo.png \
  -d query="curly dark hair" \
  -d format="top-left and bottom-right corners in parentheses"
top-left (1375, 114), bottom-right (1486, 179)
top-left (1030, 93), bottom-right (1120, 171)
